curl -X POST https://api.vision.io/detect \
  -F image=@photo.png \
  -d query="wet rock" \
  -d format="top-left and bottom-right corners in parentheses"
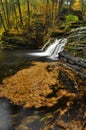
top-left (65, 26), bottom-right (86, 60)
top-left (46, 65), bottom-right (55, 72)
top-left (58, 70), bottom-right (75, 90)
top-left (59, 51), bottom-right (86, 68)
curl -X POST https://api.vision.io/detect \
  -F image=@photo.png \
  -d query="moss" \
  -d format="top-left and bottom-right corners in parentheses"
top-left (66, 14), bottom-right (79, 23)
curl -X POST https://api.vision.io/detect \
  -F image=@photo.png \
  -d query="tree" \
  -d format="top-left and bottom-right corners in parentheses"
top-left (0, 12), bottom-right (7, 31)
top-left (17, 0), bottom-right (23, 26)
top-left (27, 0), bottom-right (30, 31)
top-left (45, 0), bottom-right (50, 26)
top-left (57, 0), bottom-right (65, 19)
top-left (51, 0), bottom-right (59, 26)
top-left (11, 0), bottom-right (19, 33)
top-left (81, 0), bottom-right (86, 17)
top-left (0, 0), bottom-right (8, 26)
top-left (5, 0), bottom-right (10, 28)
top-left (72, 0), bottom-right (82, 11)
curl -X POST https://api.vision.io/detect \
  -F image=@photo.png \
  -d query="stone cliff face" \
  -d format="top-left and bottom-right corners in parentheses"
top-left (60, 26), bottom-right (86, 59)
top-left (59, 26), bottom-right (86, 78)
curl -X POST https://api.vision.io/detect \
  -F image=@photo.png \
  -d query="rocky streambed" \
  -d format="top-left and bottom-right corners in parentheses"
top-left (0, 61), bottom-right (86, 130)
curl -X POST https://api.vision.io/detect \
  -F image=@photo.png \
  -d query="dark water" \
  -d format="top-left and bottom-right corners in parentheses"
top-left (0, 49), bottom-right (54, 83)
top-left (0, 98), bottom-right (47, 130)
top-left (0, 49), bottom-right (56, 130)
top-left (0, 49), bottom-right (30, 83)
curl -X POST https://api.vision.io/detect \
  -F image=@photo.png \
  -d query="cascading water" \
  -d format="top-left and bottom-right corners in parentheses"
top-left (50, 38), bottom-right (67, 59)
top-left (29, 38), bottom-right (67, 60)
top-left (41, 39), bottom-right (51, 51)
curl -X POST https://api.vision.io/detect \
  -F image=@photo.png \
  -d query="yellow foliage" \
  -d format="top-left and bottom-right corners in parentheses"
top-left (72, 0), bottom-right (82, 11)
top-left (0, 27), bottom-right (4, 35)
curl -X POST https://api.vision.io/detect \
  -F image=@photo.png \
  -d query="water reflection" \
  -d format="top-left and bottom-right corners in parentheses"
top-left (0, 49), bottom-right (5, 63)
top-left (0, 98), bottom-right (47, 130)
top-left (15, 109), bottom-right (45, 130)
top-left (0, 99), bottom-right (12, 130)
top-left (0, 96), bottom-right (85, 130)
top-left (0, 48), bottom-right (55, 83)
top-left (0, 99), bottom-right (63, 130)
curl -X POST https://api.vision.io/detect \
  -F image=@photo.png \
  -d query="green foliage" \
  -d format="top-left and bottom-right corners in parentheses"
top-left (66, 14), bottom-right (79, 23)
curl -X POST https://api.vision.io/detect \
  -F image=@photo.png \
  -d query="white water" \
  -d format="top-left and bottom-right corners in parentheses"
top-left (29, 38), bottom-right (67, 60)
top-left (50, 38), bottom-right (67, 59)
top-left (41, 39), bottom-right (51, 51)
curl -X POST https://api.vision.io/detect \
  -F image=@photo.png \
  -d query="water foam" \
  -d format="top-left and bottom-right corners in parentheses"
top-left (29, 38), bottom-right (67, 60)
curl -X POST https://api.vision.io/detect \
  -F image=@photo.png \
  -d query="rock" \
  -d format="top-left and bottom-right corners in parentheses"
top-left (58, 70), bottom-right (76, 91)
top-left (59, 51), bottom-right (86, 67)
top-left (64, 26), bottom-right (86, 60)
top-left (46, 65), bottom-right (55, 72)
top-left (59, 51), bottom-right (86, 79)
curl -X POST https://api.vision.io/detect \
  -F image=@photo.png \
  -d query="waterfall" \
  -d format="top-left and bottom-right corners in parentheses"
top-left (29, 38), bottom-right (67, 60)
top-left (50, 38), bottom-right (67, 59)
top-left (44, 39), bottom-right (62, 56)
top-left (41, 39), bottom-right (51, 51)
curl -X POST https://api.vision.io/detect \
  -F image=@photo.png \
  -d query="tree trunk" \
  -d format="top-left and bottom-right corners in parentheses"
top-left (68, 0), bottom-right (73, 13)
top-left (0, 0), bottom-right (8, 26)
top-left (51, 0), bottom-right (55, 26)
top-left (51, 0), bottom-right (58, 26)
top-left (27, 0), bottom-right (30, 31)
top-left (0, 13), bottom-right (7, 31)
top-left (81, 0), bottom-right (84, 16)
top-left (12, 0), bottom-right (19, 33)
top-left (45, 0), bottom-right (50, 26)
top-left (5, 0), bottom-right (10, 28)
top-left (57, 0), bottom-right (65, 20)
top-left (54, 0), bottom-right (58, 25)
top-left (17, 0), bottom-right (23, 26)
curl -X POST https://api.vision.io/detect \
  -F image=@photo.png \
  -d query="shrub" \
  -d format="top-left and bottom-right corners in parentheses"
top-left (66, 14), bottom-right (79, 23)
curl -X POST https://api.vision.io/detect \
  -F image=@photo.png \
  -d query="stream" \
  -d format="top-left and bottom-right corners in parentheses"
top-left (0, 26), bottom-right (86, 129)
top-left (0, 49), bottom-right (53, 130)
top-left (0, 38), bottom-right (67, 82)
top-left (0, 39), bottom-right (67, 130)
top-left (0, 98), bottom-right (47, 130)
